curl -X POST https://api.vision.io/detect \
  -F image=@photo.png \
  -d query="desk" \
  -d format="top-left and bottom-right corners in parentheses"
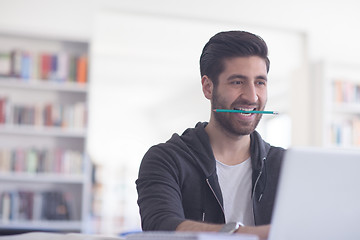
top-left (0, 232), bottom-right (124, 240)
top-left (0, 232), bottom-right (259, 240)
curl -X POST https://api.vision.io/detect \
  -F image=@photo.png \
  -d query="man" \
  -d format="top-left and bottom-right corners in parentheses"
top-left (136, 31), bottom-right (285, 239)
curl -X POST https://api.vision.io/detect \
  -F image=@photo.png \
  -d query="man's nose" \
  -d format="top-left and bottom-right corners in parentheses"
top-left (241, 83), bottom-right (258, 103)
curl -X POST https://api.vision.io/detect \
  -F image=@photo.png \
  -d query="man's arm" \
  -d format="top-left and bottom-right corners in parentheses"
top-left (176, 220), bottom-right (270, 240)
top-left (176, 220), bottom-right (222, 232)
top-left (137, 146), bottom-right (187, 231)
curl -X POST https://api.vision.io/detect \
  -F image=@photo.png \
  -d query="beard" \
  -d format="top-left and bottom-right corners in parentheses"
top-left (211, 87), bottom-right (264, 136)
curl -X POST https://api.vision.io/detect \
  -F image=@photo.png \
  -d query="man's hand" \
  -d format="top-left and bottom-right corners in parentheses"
top-left (176, 220), bottom-right (270, 240)
top-left (176, 220), bottom-right (223, 232)
top-left (236, 224), bottom-right (270, 240)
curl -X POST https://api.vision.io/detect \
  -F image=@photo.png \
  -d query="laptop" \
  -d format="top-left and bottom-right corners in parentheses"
top-left (269, 147), bottom-right (360, 240)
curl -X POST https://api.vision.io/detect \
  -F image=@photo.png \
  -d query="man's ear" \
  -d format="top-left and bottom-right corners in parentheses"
top-left (201, 75), bottom-right (213, 100)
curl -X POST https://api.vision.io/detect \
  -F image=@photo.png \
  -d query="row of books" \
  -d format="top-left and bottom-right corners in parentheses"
top-left (0, 49), bottom-right (87, 83)
top-left (330, 117), bottom-right (360, 147)
top-left (0, 190), bottom-right (76, 222)
top-left (333, 79), bottom-right (360, 103)
top-left (0, 147), bottom-right (83, 175)
top-left (0, 97), bottom-right (87, 129)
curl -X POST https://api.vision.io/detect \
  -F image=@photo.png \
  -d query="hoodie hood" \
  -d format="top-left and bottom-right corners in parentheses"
top-left (166, 122), bottom-right (216, 178)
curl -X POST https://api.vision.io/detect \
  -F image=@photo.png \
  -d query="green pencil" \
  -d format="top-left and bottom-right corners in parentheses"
top-left (213, 109), bottom-right (279, 115)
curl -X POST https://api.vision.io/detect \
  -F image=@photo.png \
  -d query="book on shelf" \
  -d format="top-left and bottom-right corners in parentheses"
top-left (0, 147), bottom-right (83, 175)
top-left (0, 190), bottom-right (76, 222)
top-left (0, 98), bottom-right (87, 129)
top-left (0, 97), bottom-right (7, 124)
top-left (76, 56), bottom-right (87, 84)
top-left (330, 117), bottom-right (360, 147)
top-left (332, 79), bottom-right (360, 104)
top-left (10, 50), bottom-right (22, 78)
top-left (0, 52), bottom-right (11, 76)
top-left (0, 48), bottom-right (88, 84)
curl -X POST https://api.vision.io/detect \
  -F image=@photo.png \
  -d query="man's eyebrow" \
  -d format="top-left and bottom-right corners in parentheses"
top-left (256, 75), bottom-right (268, 81)
top-left (227, 74), bottom-right (268, 81)
top-left (227, 74), bottom-right (248, 81)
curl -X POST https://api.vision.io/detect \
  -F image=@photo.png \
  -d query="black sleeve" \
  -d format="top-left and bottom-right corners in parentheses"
top-left (136, 145), bottom-right (185, 231)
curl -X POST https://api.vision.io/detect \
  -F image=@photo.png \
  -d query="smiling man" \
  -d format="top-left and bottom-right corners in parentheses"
top-left (136, 31), bottom-right (285, 240)
top-left (207, 56), bottom-right (268, 136)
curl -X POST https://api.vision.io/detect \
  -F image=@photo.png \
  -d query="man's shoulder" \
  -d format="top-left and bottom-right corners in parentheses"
top-left (269, 144), bottom-right (286, 152)
top-left (141, 122), bottom-right (213, 173)
top-left (266, 145), bottom-right (286, 170)
top-left (268, 145), bottom-right (286, 157)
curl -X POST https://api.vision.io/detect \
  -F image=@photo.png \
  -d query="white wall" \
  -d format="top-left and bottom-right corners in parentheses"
top-left (0, 0), bottom-right (94, 41)
top-left (1, 0), bottom-right (360, 63)
top-left (94, 0), bottom-right (360, 64)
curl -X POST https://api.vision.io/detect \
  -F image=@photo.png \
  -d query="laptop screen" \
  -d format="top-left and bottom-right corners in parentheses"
top-left (269, 147), bottom-right (360, 240)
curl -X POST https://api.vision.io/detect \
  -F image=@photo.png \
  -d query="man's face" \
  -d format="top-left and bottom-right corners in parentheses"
top-left (211, 56), bottom-right (268, 136)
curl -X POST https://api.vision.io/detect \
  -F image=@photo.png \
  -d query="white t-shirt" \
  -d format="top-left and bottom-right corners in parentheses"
top-left (216, 158), bottom-right (255, 226)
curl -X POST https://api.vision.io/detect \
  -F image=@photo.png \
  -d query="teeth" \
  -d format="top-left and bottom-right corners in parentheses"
top-left (234, 108), bottom-right (255, 111)
top-left (234, 107), bottom-right (255, 115)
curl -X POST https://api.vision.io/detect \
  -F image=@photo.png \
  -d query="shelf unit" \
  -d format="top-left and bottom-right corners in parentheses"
top-left (312, 61), bottom-right (360, 149)
top-left (0, 33), bottom-right (91, 234)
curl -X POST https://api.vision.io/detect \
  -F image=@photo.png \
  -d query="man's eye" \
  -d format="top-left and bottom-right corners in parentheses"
top-left (233, 81), bottom-right (242, 85)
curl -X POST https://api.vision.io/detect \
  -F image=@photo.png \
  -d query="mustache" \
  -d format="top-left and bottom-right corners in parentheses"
top-left (231, 94), bottom-right (259, 106)
top-left (231, 99), bottom-right (258, 108)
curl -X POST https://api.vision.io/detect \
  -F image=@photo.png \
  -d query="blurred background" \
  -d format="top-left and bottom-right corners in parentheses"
top-left (0, 0), bottom-right (360, 236)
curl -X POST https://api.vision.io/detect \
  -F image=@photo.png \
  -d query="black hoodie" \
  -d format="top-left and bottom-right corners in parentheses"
top-left (136, 122), bottom-right (285, 231)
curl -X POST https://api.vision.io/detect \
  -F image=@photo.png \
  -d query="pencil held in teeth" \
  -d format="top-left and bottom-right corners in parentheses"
top-left (213, 109), bottom-right (279, 115)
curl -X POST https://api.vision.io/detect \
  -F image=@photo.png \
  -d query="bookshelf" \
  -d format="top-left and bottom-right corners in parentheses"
top-left (312, 61), bottom-right (360, 149)
top-left (0, 33), bottom-right (91, 233)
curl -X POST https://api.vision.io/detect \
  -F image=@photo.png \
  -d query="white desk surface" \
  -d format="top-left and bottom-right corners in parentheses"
top-left (0, 232), bottom-right (124, 240)
top-left (0, 232), bottom-right (259, 240)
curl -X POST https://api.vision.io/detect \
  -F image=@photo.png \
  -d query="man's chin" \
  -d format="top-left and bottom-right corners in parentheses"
top-left (233, 129), bottom-right (255, 136)
top-left (222, 125), bottom-right (256, 136)
top-left (231, 122), bottom-right (260, 136)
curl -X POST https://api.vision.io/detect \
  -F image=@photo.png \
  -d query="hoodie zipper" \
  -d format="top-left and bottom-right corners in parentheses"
top-left (206, 178), bottom-right (225, 216)
top-left (252, 157), bottom-right (265, 201)
top-left (252, 157), bottom-right (266, 224)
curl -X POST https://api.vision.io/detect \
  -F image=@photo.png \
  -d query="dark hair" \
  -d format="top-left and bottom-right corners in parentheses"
top-left (200, 31), bottom-right (270, 85)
